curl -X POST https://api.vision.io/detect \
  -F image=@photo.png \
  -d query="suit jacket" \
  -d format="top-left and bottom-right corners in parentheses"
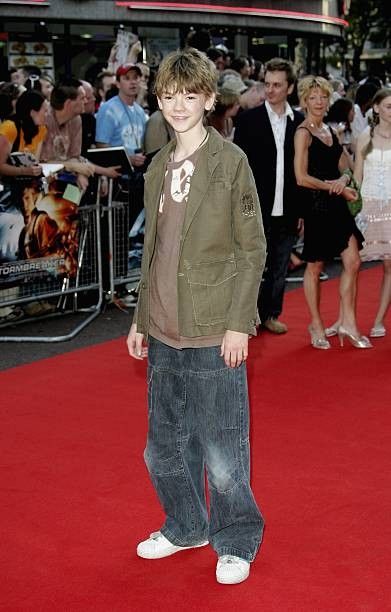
top-left (234, 103), bottom-right (304, 233)
top-left (134, 127), bottom-right (266, 338)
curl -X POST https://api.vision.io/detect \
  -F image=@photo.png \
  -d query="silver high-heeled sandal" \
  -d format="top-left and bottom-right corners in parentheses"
top-left (308, 326), bottom-right (331, 350)
top-left (369, 324), bottom-right (386, 338)
top-left (324, 324), bottom-right (339, 338)
top-left (337, 326), bottom-right (373, 349)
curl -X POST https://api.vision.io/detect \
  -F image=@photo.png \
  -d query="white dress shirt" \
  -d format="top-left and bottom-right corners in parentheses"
top-left (265, 100), bottom-right (294, 217)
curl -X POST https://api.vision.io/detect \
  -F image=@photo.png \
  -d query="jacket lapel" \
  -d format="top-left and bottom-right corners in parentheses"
top-left (144, 143), bottom-right (174, 256)
top-left (181, 128), bottom-right (221, 243)
top-left (284, 113), bottom-right (295, 147)
top-left (260, 104), bottom-right (276, 155)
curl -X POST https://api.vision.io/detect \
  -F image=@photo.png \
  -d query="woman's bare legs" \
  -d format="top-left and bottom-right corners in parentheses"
top-left (327, 263), bottom-right (359, 335)
top-left (339, 235), bottom-right (361, 335)
top-left (373, 260), bottom-right (391, 328)
top-left (304, 260), bottom-right (326, 335)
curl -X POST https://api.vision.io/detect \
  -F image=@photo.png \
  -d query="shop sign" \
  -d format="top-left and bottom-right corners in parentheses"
top-left (115, 1), bottom-right (348, 27)
top-left (8, 40), bottom-right (54, 79)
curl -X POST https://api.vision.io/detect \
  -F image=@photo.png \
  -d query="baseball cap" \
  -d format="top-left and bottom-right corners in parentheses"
top-left (116, 63), bottom-right (142, 79)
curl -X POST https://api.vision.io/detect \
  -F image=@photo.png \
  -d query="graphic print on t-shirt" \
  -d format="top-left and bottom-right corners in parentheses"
top-left (159, 158), bottom-right (196, 213)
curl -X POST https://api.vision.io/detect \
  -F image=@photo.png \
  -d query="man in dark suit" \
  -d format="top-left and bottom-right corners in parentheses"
top-left (234, 58), bottom-right (303, 334)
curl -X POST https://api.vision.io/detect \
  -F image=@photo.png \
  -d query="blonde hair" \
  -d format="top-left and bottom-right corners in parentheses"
top-left (154, 47), bottom-right (218, 98)
top-left (362, 87), bottom-right (391, 159)
top-left (297, 75), bottom-right (333, 109)
top-left (217, 87), bottom-right (240, 107)
top-left (209, 87), bottom-right (240, 117)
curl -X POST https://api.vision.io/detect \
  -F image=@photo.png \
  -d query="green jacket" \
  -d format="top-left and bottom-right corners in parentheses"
top-left (135, 127), bottom-right (266, 338)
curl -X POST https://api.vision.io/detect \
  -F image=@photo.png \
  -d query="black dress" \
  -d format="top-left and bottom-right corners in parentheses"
top-left (299, 127), bottom-right (364, 262)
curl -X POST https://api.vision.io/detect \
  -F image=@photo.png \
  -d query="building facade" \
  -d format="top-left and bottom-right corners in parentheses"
top-left (0, 0), bottom-right (348, 80)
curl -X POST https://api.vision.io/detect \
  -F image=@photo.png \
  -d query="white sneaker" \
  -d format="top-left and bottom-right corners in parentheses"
top-left (216, 555), bottom-right (250, 584)
top-left (137, 531), bottom-right (208, 559)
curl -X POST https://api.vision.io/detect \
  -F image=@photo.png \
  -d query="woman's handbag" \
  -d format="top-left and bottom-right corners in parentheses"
top-left (342, 170), bottom-right (363, 217)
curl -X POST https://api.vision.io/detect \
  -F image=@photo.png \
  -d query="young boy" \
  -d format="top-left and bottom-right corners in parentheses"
top-left (126, 48), bottom-right (266, 585)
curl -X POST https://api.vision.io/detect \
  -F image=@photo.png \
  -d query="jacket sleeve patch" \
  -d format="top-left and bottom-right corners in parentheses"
top-left (241, 192), bottom-right (256, 217)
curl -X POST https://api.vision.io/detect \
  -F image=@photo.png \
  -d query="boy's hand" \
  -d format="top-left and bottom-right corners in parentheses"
top-left (126, 323), bottom-right (148, 360)
top-left (221, 330), bottom-right (248, 368)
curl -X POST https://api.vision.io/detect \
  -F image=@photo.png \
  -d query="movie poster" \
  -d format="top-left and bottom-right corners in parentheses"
top-left (0, 180), bottom-right (79, 287)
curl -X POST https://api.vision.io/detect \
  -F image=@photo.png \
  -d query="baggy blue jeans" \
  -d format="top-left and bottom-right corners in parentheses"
top-left (144, 336), bottom-right (264, 562)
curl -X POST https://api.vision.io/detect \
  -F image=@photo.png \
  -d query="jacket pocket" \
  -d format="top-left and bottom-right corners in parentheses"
top-left (186, 258), bottom-right (237, 326)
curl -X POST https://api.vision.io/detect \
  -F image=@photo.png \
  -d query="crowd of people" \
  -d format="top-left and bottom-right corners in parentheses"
top-left (0, 39), bottom-right (390, 343)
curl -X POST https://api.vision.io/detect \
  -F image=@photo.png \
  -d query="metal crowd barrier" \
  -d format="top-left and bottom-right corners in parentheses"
top-left (0, 201), bottom-right (103, 343)
top-left (104, 177), bottom-right (142, 303)
top-left (0, 174), bottom-right (143, 342)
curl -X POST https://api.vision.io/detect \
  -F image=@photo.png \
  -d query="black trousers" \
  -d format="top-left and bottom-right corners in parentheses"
top-left (258, 216), bottom-right (297, 322)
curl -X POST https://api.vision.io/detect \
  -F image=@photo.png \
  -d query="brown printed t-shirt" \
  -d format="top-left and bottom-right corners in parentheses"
top-left (149, 142), bottom-right (223, 349)
top-left (40, 106), bottom-right (82, 162)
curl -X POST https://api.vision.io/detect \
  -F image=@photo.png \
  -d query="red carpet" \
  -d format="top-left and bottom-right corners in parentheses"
top-left (1, 267), bottom-right (390, 611)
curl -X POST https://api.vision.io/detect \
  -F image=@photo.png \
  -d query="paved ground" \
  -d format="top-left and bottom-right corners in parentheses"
top-left (0, 261), bottom-right (375, 371)
top-left (0, 300), bottom-right (133, 370)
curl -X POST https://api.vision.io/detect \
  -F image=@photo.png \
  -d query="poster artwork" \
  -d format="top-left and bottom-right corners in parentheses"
top-left (0, 179), bottom-right (79, 287)
top-left (115, 29), bottom-right (139, 67)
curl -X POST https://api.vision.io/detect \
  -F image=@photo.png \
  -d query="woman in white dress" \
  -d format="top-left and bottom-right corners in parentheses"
top-left (354, 88), bottom-right (391, 337)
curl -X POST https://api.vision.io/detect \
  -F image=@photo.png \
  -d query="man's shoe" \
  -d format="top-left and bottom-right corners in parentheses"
top-left (264, 318), bottom-right (288, 334)
top-left (39, 300), bottom-right (56, 313)
top-left (0, 306), bottom-right (24, 322)
top-left (23, 301), bottom-right (55, 316)
top-left (137, 531), bottom-right (208, 559)
top-left (216, 555), bottom-right (250, 585)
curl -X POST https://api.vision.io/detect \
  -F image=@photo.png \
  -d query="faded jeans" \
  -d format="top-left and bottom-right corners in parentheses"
top-left (144, 336), bottom-right (264, 562)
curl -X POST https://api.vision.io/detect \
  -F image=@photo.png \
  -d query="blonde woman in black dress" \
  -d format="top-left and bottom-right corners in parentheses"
top-left (294, 76), bottom-right (372, 350)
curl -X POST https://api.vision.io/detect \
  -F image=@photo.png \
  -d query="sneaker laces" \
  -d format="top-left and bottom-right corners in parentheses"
top-left (149, 531), bottom-right (164, 541)
top-left (219, 555), bottom-right (241, 566)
